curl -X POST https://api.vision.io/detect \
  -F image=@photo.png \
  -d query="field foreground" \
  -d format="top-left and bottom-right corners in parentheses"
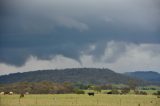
top-left (0, 94), bottom-right (160, 106)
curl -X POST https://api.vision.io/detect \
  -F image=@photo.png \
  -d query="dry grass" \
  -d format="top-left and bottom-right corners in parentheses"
top-left (0, 94), bottom-right (159, 106)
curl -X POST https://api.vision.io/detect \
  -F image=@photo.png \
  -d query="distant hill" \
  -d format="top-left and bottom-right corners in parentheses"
top-left (0, 68), bottom-right (158, 85)
top-left (125, 71), bottom-right (160, 83)
top-left (0, 68), bottom-right (149, 85)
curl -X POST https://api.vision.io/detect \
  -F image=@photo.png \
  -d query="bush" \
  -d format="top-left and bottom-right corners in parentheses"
top-left (93, 86), bottom-right (101, 93)
top-left (134, 90), bottom-right (140, 95)
top-left (139, 91), bottom-right (147, 95)
top-left (153, 91), bottom-right (160, 95)
top-left (109, 89), bottom-right (119, 94)
top-left (74, 89), bottom-right (85, 94)
top-left (121, 88), bottom-right (130, 94)
top-left (134, 90), bottom-right (147, 95)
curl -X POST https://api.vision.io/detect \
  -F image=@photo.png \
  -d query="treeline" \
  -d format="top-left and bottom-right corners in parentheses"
top-left (0, 81), bottom-right (159, 95)
top-left (0, 81), bottom-right (95, 94)
top-left (0, 81), bottom-right (128, 94)
top-left (0, 81), bottom-right (74, 94)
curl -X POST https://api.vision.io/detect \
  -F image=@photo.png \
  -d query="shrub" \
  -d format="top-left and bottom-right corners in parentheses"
top-left (134, 90), bottom-right (147, 95)
top-left (139, 91), bottom-right (147, 95)
top-left (134, 90), bottom-right (140, 95)
top-left (121, 88), bottom-right (130, 94)
top-left (153, 91), bottom-right (160, 95)
top-left (74, 89), bottom-right (85, 94)
top-left (110, 89), bottom-right (119, 94)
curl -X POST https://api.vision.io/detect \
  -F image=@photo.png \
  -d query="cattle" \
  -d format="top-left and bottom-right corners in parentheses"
top-left (88, 92), bottom-right (94, 96)
top-left (25, 92), bottom-right (29, 95)
top-left (4, 92), bottom-right (13, 95)
top-left (9, 92), bottom-right (13, 95)
top-left (0, 92), bottom-right (4, 95)
top-left (107, 91), bottom-right (112, 94)
top-left (20, 93), bottom-right (24, 98)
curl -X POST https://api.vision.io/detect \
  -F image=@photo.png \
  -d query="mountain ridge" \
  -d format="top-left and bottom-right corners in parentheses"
top-left (0, 68), bottom-right (155, 85)
top-left (124, 71), bottom-right (160, 83)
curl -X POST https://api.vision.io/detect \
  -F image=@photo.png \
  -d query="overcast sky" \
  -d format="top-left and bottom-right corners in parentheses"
top-left (0, 0), bottom-right (160, 75)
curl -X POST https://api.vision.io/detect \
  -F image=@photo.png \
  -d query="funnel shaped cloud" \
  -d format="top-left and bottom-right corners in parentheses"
top-left (0, 0), bottom-right (160, 74)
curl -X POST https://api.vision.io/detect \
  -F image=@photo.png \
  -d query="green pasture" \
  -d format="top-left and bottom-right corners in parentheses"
top-left (0, 94), bottom-right (159, 106)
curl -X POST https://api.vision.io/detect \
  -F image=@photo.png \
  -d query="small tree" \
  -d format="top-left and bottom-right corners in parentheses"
top-left (121, 87), bottom-right (130, 94)
top-left (74, 89), bottom-right (85, 94)
top-left (93, 86), bottom-right (101, 93)
top-left (134, 90), bottom-right (147, 95)
top-left (127, 80), bottom-right (138, 91)
top-left (139, 91), bottom-right (147, 95)
top-left (153, 91), bottom-right (160, 95)
top-left (110, 89), bottom-right (119, 94)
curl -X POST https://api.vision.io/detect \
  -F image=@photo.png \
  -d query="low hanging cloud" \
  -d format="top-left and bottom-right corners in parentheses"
top-left (0, 41), bottom-right (160, 75)
top-left (0, 0), bottom-right (160, 73)
top-left (0, 55), bottom-right (81, 75)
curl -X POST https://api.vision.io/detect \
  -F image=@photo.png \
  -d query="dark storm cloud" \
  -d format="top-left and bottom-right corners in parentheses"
top-left (0, 0), bottom-right (160, 66)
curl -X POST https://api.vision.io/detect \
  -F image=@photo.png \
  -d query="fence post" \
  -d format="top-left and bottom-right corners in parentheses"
top-left (35, 97), bottom-right (37, 105)
top-left (19, 97), bottom-right (21, 104)
top-left (0, 95), bottom-right (1, 106)
top-left (76, 97), bottom-right (77, 104)
top-left (53, 97), bottom-right (56, 106)
top-left (97, 99), bottom-right (99, 105)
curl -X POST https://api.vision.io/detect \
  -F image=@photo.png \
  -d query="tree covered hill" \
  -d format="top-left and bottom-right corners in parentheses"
top-left (125, 71), bottom-right (160, 83)
top-left (0, 68), bottom-right (149, 85)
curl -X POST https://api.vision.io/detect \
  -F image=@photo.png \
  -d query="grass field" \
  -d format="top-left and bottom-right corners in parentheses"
top-left (85, 90), bottom-right (159, 95)
top-left (0, 94), bottom-right (160, 106)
